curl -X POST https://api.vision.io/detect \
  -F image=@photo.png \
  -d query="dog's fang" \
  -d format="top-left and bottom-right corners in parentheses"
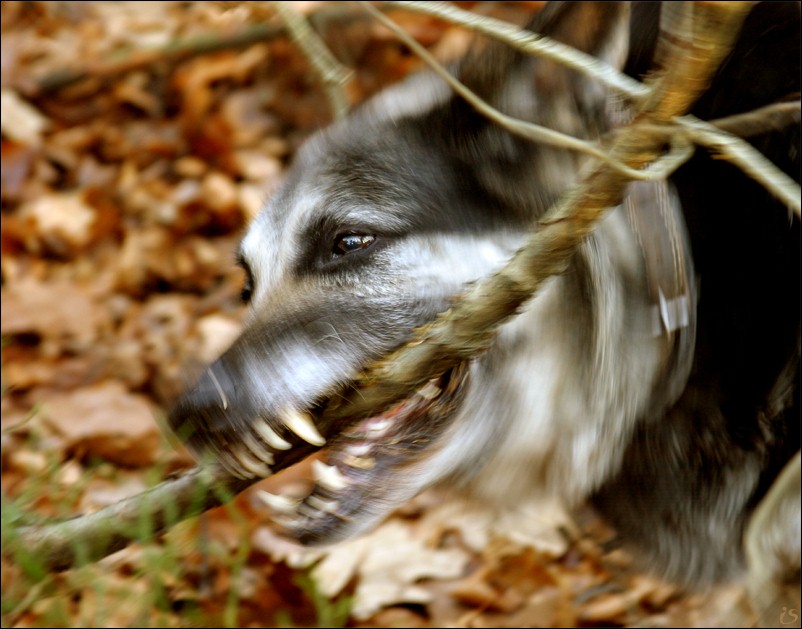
top-left (232, 446), bottom-right (271, 477)
top-left (254, 420), bottom-right (292, 450)
top-left (280, 407), bottom-right (326, 446)
top-left (242, 432), bottom-right (276, 465)
top-left (257, 490), bottom-right (300, 514)
top-left (311, 459), bottom-right (349, 491)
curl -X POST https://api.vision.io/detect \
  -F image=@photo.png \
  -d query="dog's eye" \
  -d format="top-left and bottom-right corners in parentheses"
top-left (240, 281), bottom-right (252, 303)
top-left (237, 254), bottom-right (254, 303)
top-left (333, 233), bottom-right (376, 256)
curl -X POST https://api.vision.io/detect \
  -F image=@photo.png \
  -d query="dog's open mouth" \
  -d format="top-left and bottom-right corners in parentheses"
top-left (168, 349), bottom-right (472, 543)
top-left (253, 361), bottom-right (472, 544)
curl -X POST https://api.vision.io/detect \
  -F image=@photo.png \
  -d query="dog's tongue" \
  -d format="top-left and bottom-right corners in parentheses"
top-left (257, 362), bottom-right (472, 544)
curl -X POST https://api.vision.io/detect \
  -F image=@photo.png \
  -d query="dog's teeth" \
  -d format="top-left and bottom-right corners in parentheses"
top-left (232, 446), bottom-right (271, 477)
top-left (311, 460), bottom-right (349, 492)
top-left (257, 490), bottom-right (300, 514)
top-left (346, 442), bottom-right (373, 457)
top-left (254, 420), bottom-right (292, 451)
top-left (242, 432), bottom-right (275, 465)
top-left (418, 381), bottom-right (442, 400)
top-left (306, 494), bottom-right (340, 514)
top-left (215, 452), bottom-right (252, 479)
top-left (343, 454), bottom-right (376, 470)
top-left (280, 407), bottom-right (326, 446)
top-left (273, 514), bottom-right (303, 529)
top-left (298, 502), bottom-right (326, 519)
top-left (364, 416), bottom-right (394, 436)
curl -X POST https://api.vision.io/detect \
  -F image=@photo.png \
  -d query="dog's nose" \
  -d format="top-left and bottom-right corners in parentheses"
top-left (167, 365), bottom-right (239, 445)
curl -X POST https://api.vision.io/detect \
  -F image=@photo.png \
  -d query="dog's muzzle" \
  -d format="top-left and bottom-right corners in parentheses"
top-left (167, 357), bottom-right (471, 541)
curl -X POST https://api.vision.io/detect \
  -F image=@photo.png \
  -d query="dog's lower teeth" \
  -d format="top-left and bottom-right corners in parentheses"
top-left (299, 503), bottom-right (326, 519)
top-left (257, 490), bottom-right (300, 513)
top-left (364, 417), bottom-right (394, 437)
top-left (344, 454), bottom-right (376, 470)
top-left (274, 514), bottom-right (303, 529)
top-left (345, 442), bottom-right (373, 457)
top-left (306, 494), bottom-right (340, 514)
top-left (418, 381), bottom-right (442, 400)
top-left (311, 459), bottom-right (349, 491)
top-left (254, 420), bottom-right (292, 450)
top-left (280, 407), bottom-right (326, 446)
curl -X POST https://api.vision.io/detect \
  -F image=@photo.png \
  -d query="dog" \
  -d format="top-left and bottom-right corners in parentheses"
top-left (168, 1), bottom-right (800, 620)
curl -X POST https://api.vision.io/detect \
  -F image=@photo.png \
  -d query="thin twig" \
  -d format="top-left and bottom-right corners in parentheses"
top-left (360, 2), bottom-right (693, 182)
top-left (678, 115), bottom-right (801, 217)
top-left (10, 466), bottom-right (252, 573)
top-left (21, 3), bottom-right (367, 98)
top-left (25, 23), bottom-right (284, 97)
top-left (384, 0), bottom-right (649, 100)
top-left (270, 1), bottom-right (352, 121)
top-left (711, 100), bottom-right (801, 138)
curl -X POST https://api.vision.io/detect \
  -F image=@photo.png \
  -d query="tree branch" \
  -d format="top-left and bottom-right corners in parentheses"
top-left (270, 1), bottom-right (352, 121)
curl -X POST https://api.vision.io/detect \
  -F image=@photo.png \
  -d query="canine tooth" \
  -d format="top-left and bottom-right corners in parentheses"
top-left (311, 460), bottom-right (349, 492)
top-left (254, 420), bottom-right (292, 450)
top-left (306, 494), bottom-right (340, 514)
top-left (242, 432), bottom-right (275, 465)
top-left (280, 407), bottom-right (326, 446)
top-left (257, 490), bottom-right (300, 514)
top-left (418, 381), bottom-right (442, 400)
top-left (232, 446), bottom-right (271, 477)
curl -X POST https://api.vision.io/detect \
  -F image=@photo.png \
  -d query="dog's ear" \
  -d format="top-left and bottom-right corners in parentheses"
top-left (439, 2), bottom-right (631, 218)
top-left (455, 1), bottom-right (631, 137)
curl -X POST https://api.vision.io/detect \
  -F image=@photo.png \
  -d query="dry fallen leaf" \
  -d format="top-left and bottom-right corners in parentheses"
top-left (40, 379), bottom-right (161, 466)
top-left (313, 519), bottom-right (470, 620)
top-left (0, 88), bottom-right (50, 147)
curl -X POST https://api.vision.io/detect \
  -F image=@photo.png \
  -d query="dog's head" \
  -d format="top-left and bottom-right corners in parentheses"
top-left (167, 2), bottom-right (676, 544)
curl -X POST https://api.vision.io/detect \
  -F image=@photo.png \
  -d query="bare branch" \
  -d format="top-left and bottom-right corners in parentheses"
top-left (270, 1), bottom-right (352, 121)
top-left (360, 2), bottom-right (694, 181)
top-left (19, 3), bottom-right (367, 98)
top-left (23, 23), bottom-right (285, 97)
top-left (712, 100), bottom-right (801, 138)
top-left (678, 115), bottom-right (801, 216)
top-left (384, 0), bottom-right (649, 100)
top-left (9, 466), bottom-right (252, 573)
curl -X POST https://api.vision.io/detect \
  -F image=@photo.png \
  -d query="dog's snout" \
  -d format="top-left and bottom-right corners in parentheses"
top-left (168, 365), bottom-right (242, 446)
top-left (167, 354), bottom-right (329, 480)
